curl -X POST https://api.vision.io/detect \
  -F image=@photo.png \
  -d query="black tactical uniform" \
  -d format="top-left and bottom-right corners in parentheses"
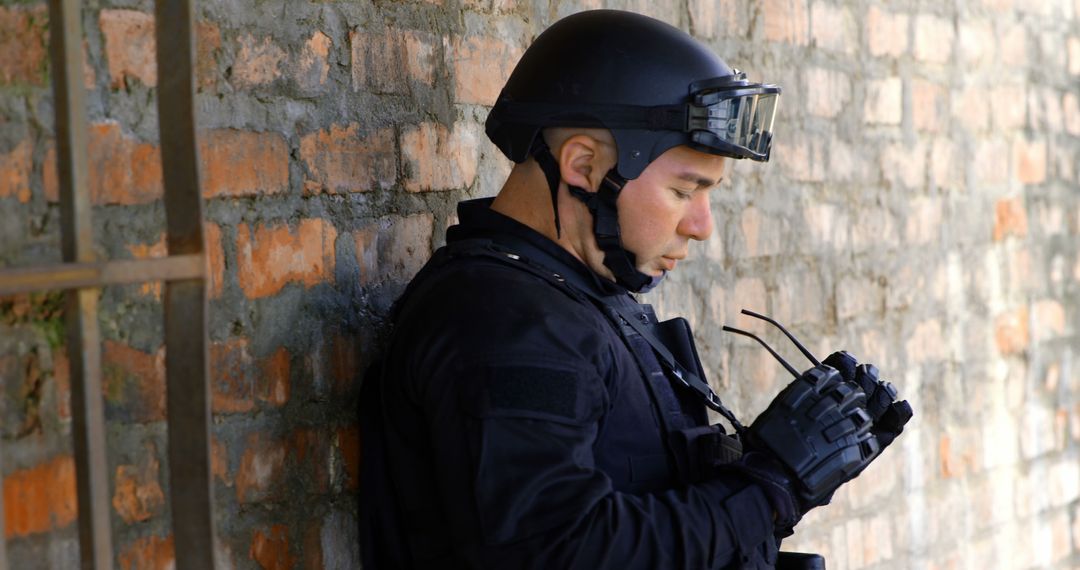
top-left (364, 198), bottom-right (780, 569)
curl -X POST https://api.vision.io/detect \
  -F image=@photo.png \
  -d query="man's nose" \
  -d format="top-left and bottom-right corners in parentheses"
top-left (680, 192), bottom-right (714, 241)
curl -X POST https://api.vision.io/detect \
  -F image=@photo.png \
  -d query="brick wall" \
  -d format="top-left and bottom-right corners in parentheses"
top-left (0, 0), bottom-right (1077, 568)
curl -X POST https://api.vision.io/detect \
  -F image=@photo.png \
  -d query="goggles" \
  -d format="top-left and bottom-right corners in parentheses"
top-left (686, 72), bottom-right (781, 161)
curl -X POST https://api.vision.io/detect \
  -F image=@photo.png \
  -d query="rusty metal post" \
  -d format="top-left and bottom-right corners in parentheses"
top-left (155, 0), bottom-right (216, 567)
top-left (47, 0), bottom-right (113, 568)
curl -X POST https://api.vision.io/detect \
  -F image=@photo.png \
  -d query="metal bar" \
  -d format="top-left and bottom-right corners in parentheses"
top-left (155, 0), bottom-right (216, 567)
top-left (0, 255), bottom-right (206, 296)
top-left (47, 0), bottom-right (113, 568)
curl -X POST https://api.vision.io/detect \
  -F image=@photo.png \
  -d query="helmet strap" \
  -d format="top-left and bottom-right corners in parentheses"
top-left (529, 138), bottom-right (565, 237)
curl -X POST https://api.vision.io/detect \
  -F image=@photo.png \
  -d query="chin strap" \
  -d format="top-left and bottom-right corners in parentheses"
top-left (530, 138), bottom-right (655, 292)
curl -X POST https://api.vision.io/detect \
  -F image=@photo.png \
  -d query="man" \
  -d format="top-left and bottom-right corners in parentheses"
top-left (361, 10), bottom-right (911, 569)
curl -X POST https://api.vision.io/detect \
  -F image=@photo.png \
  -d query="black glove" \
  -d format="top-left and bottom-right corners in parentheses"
top-left (733, 364), bottom-right (879, 535)
top-left (822, 351), bottom-right (913, 450)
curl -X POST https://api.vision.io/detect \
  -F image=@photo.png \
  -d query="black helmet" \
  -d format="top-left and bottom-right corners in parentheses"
top-left (484, 10), bottom-right (781, 291)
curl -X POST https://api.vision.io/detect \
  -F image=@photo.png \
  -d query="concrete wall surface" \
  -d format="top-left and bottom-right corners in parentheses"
top-left (0, 0), bottom-right (1078, 568)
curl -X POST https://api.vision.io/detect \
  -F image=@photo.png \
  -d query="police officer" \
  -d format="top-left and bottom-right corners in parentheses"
top-left (361, 10), bottom-right (912, 569)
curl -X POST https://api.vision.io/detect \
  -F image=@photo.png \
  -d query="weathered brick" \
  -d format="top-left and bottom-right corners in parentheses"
top-left (351, 28), bottom-right (404, 93)
top-left (236, 219), bottom-right (338, 299)
top-left (804, 67), bottom-right (850, 118)
top-left (952, 84), bottom-right (991, 133)
top-left (1069, 36), bottom-right (1080, 75)
top-left (100, 10), bottom-right (157, 88)
top-left (300, 124), bottom-right (396, 194)
top-left (211, 339), bottom-right (290, 413)
top-left (450, 34), bottom-right (522, 105)
top-left (403, 30), bottom-right (438, 86)
top-left (233, 34), bottom-right (286, 87)
top-left (0, 139), bottom-right (32, 203)
top-left (102, 341), bottom-right (166, 423)
top-left (44, 121), bottom-right (165, 205)
top-left (995, 306), bottom-right (1029, 355)
top-left (990, 84), bottom-right (1026, 130)
top-left (1013, 138), bottom-right (1047, 185)
top-left (803, 203), bottom-right (850, 249)
top-left (401, 121), bottom-right (481, 192)
top-left (958, 20), bottom-right (995, 67)
top-left (774, 269), bottom-right (827, 326)
top-left (125, 234), bottom-right (168, 299)
top-left (118, 534), bottom-right (174, 570)
top-left (974, 138), bottom-right (1010, 187)
top-left (199, 129), bottom-right (289, 198)
top-left (864, 77), bottom-right (902, 125)
top-left (739, 205), bottom-right (782, 257)
top-left (728, 277), bottom-right (767, 321)
top-left (211, 437), bottom-right (230, 485)
top-left (3, 455), bottom-right (77, 538)
top-left (1065, 92), bottom-right (1080, 135)
top-left (294, 30), bottom-right (331, 91)
top-left (913, 15), bottom-right (954, 64)
top-left (250, 525), bottom-right (294, 570)
top-left (880, 140), bottom-right (927, 189)
top-left (236, 433), bottom-right (289, 503)
top-left (354, 213), bottom-right (435, 284)
top-left (905, 196), bottom-right (943, 244)
top-left (931, 137), bottom-right (962, 189)
top-left (905, 318), bottom-right (946, 364)
top-left (810, 2), bottom-right (855, 53)
top-left (689, 0), bottom-right (739, 39)
top-left (912, 79), bottom-right (947, 132)
top-left (112, 443), bottom-right (166, 524)
top-left (761, 0), bottom-right (809, 45)
top-left (866, 6), bottom-right (907, 57)
top-left (993, 196), bottom-right (1028, 241)
top-left (1000, 22), bottom-right (1028, 67)
top-left (775, 132), bottom-right (826, 182)
top-left (337, 425), bottom-right (360, 491)
top-left (205, 222), bottom-right (225, 299)
top-left (1032, 299), bottom-right (1066, 341)
top-left (850, 205), bottom-right (899, 251)
top-left (0, 5), bottom-right (48, 86)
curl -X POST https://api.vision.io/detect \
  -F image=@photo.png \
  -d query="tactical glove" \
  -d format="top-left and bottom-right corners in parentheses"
top-left (734, 364), bottom-right (879, 534)
top-left (822, 351), bottom-right (913, 451)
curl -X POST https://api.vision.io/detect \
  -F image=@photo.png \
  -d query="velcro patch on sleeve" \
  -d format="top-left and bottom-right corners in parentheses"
top-left (486, 367), bottom-right (580, 419)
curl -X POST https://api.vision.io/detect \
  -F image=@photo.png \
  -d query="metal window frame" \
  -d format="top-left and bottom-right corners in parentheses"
top-left (0, 1), bottom-right (216, 568)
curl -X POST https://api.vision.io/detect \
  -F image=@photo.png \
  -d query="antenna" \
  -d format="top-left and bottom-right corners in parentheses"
top-left (723, 309), bottom-right (822, 378)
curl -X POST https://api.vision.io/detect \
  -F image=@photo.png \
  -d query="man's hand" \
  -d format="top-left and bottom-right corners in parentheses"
top-left (732, 353), bottom-right (912, 535)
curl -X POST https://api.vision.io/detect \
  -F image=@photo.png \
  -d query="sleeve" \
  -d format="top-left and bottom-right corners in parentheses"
top-left (421, 352), bottom-right (780, 570)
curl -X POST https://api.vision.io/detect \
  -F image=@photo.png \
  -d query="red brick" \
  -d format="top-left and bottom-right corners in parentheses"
top-left (1014, 138), bottom-right (1047, 185)
top-left (45, 121), bottom-right (164, 205)
top-left (235, 219), bottom-right (338, 299)
top-left (294, 30), bottom-right (332, 90)
top-left (302, 522), bottom-right (324, 570)
top-left (205, 222), bottom-right (225, 299)
top-left (125, 234), bottom-right (168, 299)
top-left (761, 0), bottom-right (809, 45)
top-left (995, 307), bottom-right (1029, 355)
top-left (450, 35), bottom-right (522, 105)
top-left (914, 14), bottom-right (954, 64)
top-left (102, 341), bottom-right (166, 422)
top-left (354, 214), bottom-right (435, 284)
top-left (291, 429), bottom-right (331, 494)
top-left (118, 534), bottom-right (175, 570)
top-left (211, 437), bottom-right (230, 485)
top-left (100, 10), bottom-right (157, 88)
top-left (974, 138), bottom-right (1010, 186)
top-left (3, 455), bottom-right (78, 538)
top-left (199, 129), bottom-right (289, 198)
top-left (112, 444), bottom-right (166, 524)
top-left (810, 3), bottom-right (855, 53)
top-left (993, 196), bottom-right (1028, 241)
top-left (236, 434), bottom-right (289, 503)
top-left (0, 5), bottom-right (48, 86)
top-left (251, 525), bottom-right (294, 570)
top-left (866, 6), bottom-right (907, 57)
top-left (912, 79), bottom-right (947, 132)
top-left (211, 339), bottom-right (290, 413)
top-left (864, 78), bottom-right (902, 125)
top-left (53, 348), bottom-right (71, 420)
top-left (0, 139), bottom-right (32, 203)
top-left (402, 30), bottom-right (438, 86)
top-left (233, 34), bottom-right (286, 87)
top-left (337, 425), bottom-right (360, 491)
top-left (401, 122), bottom-right (481, 192)
top-left (300, 124), bottom-right (396, 194)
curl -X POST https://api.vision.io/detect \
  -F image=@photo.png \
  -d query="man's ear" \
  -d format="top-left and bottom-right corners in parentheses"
top-left (556, 134), bottom-right (608, 192)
